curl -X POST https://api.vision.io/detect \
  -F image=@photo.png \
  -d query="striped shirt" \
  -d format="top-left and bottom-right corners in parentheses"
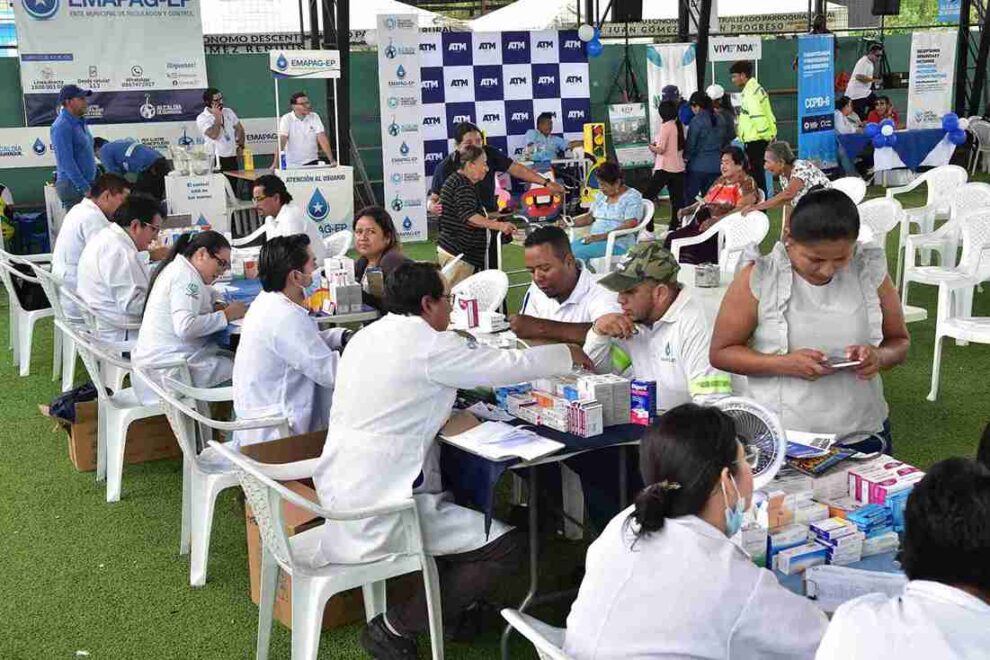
top-left (438, 172), bottom-right (490, 270)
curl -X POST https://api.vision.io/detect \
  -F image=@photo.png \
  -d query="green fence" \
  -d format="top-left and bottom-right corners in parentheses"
top-left (0, 33), bottom-right (945, 205)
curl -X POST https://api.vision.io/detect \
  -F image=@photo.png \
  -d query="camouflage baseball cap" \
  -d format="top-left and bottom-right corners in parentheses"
top-left (598, 242), bottom-right (680, 292)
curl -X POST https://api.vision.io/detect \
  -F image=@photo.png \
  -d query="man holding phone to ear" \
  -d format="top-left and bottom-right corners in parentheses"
top-left (196, 87), bottom-right (245, 173)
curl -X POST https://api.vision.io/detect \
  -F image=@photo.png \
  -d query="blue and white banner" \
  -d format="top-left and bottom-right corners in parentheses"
top-left (418, 29), bottom-right (591, 175)
top-left (645, 44), bottom-right (697, 139)
top-left (907, 30), bottom-right (958, 129)
top-left (13, 0), bottom-right (208, 126)
top-left (269, 50), bottom-right (341, 79)
top-left (281, 166), bottom-right (355, 241)
top-left (797, 34), bottom-right (836, 170)
top-left (378, 14), bottom-right (427, 242)
top-left (937, 0), bottom-right (962, 22)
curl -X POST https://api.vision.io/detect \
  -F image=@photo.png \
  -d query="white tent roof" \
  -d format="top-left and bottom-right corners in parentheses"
top-left (469, 0), bottom-right (845, 33)
top-left (201, 0), bottom-right (460, 35)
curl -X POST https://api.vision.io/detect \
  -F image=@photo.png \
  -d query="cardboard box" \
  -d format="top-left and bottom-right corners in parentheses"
top-left (240, 433), bottom-right (418, 631)
top-left (68, 400), bottom-right (182, 472)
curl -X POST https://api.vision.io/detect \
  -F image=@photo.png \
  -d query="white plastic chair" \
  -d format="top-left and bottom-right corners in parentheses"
top-left (451, 269), bottom-right (509, 312)
top-left (501, 609), bottom-right (570, 660)
top-left (231, 223), bottom-right (267, 248)
top-left (137, 370), bottom-right (289, 587)
top-left (222, 174), bottom-right (258, 236)
top-left (322, 229), bottom-right (353, 259)
top-left (207, 440), bottom-right (445, 660)
top-left (885, 164), bottom-right (968, 288)
top-left (439, 252), bottom-right (465, 282)
top-left (968, 119), bottom-right (990, 175)
top-left (587, 199), bottom-right (655, 274)
top-left (902, 183), bottom-right (990, 308)
top-left (0, 255), bottom-right (56, 377)
top-left (927, 215), bottom-right (990, 401)
top-left (59, 286), bottom-right (134, 393)
top-left (856, 197), bottom-right (904, 250)
top-left (831, 176), bottom-right (868, 205)
top-left (670, 211), bottom-right (770, 279)
top-left (56, 319), bottom-right (171, 502)
top-left (29, 263), bottom-right (84, 391)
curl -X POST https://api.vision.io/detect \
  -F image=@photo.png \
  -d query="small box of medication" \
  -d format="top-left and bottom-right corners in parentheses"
top-left (506, 393), bottom-right (536, 416)
top-left (325, 256), bottom-right (355, 280)
top-left (495, 383), bottom-right (532, 409)
top-left (577, 376), bottom-right (614, 424)
top-left (809, 517), bottom-right (859, 543)
top-left (741, 523), bottom-right (768, 568)
top-left (767, 523), bottom-right (810, 569)
top-left (540, 408), bottom-right (569, 432)
top-left (456, 297), bottom-right (479, 328)
top-left (630, 379), bottom-right (657, 418)
top-left (514, 403), bottom-right (542, 426)
top-left (793, 501), bottom-right (830, 525)
top-left (600, 375), bottom-right (631, 426)
top-left (861, 530), bottom-right (899, 557)
top-left (776, 542), bottom-right (828, 575)
top-left (568, 401), bottom-right (604, 438)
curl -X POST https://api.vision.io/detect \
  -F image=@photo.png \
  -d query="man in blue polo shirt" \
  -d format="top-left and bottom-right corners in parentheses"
top-left (523, 112), bottom-right (582, 163)
top-left (51, 84), bottom-right (97, 210)
top-left (94, 137), bottom-right (172, 201)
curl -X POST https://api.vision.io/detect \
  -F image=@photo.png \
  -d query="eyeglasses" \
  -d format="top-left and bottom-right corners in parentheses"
top-left (743, 443), bottom-right (761, 470)
top-left (294, 99), bottom-right (311, 106)
top-left (211, 254), bottom-right (230, 270)
top-left (143, 222), bottom-right (161, 235)
top-left (252, 194), bottom-right (268, 203)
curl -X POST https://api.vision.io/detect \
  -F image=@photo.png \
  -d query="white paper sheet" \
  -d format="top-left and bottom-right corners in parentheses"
top-left (444, 421), bottom-right (564, 461)
top-left (803, 564), bottom-right (908, 613)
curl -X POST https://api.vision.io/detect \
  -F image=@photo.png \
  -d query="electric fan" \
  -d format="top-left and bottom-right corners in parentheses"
top-left (715, 397), bottom-right (787, 490)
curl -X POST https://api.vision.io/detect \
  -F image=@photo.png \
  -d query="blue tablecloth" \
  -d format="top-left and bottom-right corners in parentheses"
top-left (440, 419), bottom-right (646, 534)
top-left (838, 128), bottom-right (946, 171)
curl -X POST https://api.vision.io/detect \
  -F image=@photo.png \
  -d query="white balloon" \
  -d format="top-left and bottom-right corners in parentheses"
top-left (881, 124), bottom-right (894, 136)
top-left (578, 24), bottom-right (595, 42)
top-left (958, 117), bottom-right (970, 131)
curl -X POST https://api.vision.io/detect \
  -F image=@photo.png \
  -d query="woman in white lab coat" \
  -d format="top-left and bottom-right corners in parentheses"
top-left (132, 231), bottom-right (246, 405)
top-left (564, 403), bottom-right (828, 659)
top-left (231, 233), bottom-right (349, 447)
top-left (312, 261), bottom-right (591, 656)
top-left (816, 458), bottom-right (990, 659)
top-left (251, 173), bottom-right (327, 261)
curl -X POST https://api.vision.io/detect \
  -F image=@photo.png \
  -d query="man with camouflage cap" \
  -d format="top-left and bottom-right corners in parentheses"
top-left (584, 242), bottom-right (732, 408)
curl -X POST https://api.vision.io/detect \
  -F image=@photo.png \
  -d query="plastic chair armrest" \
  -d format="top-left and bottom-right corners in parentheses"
top-left (669, 223), bottom-right (721, 262)
top-left (231, 224), bottom-right (267, 247)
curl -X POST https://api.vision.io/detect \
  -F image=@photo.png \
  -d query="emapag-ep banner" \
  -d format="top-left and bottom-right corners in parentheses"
top-left (796, 34), bottom-right (836, 170)
top-left (14, 0), bottom-right (208, 126)
top-left (378, 14), bottom-right (427, 242)
top-left (646, 44), bottom-right (697, 139)
top-left (907, 30), bottom-right (958, 129)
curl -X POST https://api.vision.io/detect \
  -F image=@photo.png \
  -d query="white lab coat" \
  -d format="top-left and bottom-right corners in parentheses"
top-left (564, 510), bottom-right (828, 659)
top-left (132, 255), bottom-right (232, 405)
top-left (51, 197), bottom-right (109, 318)
top-left (312, 313), bottom-right (573, 566)
top-left (77, 223), bottom-right (150, 342)
top-left (816, 580), bottom-right (990, 659)
top-left (231, 290), bottom-right (345, 447)
top-left (264, 203), bottom-right (327, 262)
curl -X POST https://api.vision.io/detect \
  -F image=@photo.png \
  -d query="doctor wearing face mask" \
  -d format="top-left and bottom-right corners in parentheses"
top-left (564, 404), bottom-right (828, 659)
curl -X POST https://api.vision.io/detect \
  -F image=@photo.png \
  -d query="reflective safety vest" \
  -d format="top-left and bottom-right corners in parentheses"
top-left (738, 78), bottom-right (777, 143)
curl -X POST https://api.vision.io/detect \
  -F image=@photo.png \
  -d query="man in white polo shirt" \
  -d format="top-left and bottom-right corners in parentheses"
top-left (278, 92), bottom-right (336, 169)
top-left (584, 242), bottom-right (732, 409)
top-left (845, 43), bottom-right (884, 121)
top-left (510, 226), bottom-right (620, 345)
top-left (196, 87), bottom-right (244, 172)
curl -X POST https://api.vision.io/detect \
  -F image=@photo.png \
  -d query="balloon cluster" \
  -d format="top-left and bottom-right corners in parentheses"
top-left (578, 24), bottom-right (603, 57)
top-left (865, 118), bottom-right (898, 148)
top-left (941, 112), bottom-right (970, 146)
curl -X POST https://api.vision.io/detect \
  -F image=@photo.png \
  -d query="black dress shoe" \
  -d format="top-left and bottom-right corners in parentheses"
top-left (360, 615), bottom-right (417, 659)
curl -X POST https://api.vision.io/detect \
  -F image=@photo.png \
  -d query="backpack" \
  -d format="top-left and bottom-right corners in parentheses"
top-left (47, 382), bottom-right (98, 425)
top-left (9, 261), bottom-right (50, 311)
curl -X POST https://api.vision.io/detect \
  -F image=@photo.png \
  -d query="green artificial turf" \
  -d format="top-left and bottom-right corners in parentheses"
top-left (1, 179), bottom-right (988, 658)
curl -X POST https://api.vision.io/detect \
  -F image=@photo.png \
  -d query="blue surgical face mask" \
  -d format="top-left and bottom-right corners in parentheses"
top-left (302, 268), bottom-right (321, 299)
top-left (721, 474), bottom-right (746, 537)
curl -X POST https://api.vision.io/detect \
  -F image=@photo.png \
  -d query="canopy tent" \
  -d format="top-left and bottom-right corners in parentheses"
top-left (200, 0), bottom-right (465, 36)
top-left (468, 0), bottom-right (847, 33)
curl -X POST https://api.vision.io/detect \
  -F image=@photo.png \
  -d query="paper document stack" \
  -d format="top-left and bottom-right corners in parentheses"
top-left (444, 421), bottom-right (564, 461)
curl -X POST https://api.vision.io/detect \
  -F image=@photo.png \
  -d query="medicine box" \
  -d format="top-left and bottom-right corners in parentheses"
top-left (741, 523), bottom-right (768, 568)
top-left (514, 403), bottom-right (541, 426)
top-left (576, 376), bottom-right (614, 425)
top-left (568, 401), bottom-right (604, 438)
top-left (325, 283), bottom-right (362, 315)
top-left (540, 408), bottom-right (569, 433)
top-left (809, 517), bottom-right (859, 543)
top-left (862, 530), bottom-right (899, 557)
top-left (767, 523), bottom-right (810, 569)
top-left (776, 542), bottom-right (828, 575)
top-left (793, 501), bottom-right (830, 525)
top-left (325, 256), bottom-right (355, 281)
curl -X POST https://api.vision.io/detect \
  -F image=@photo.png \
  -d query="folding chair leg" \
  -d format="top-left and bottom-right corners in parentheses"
top-left (256, 550), bottom-right (279, 660)
top-left (927, 333), bottom-right (945, 402)
top-left (362, 580), bottom-right (387, 622)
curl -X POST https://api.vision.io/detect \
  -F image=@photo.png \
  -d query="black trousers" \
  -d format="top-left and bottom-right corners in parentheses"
top-left (132, 157), bottom-right (172, 201)
top-left (744, 139), bottom-right (770, 196)
top-left (387, 530), bottom-right (522, 636)
top-left (641, 169), bottom-right (686, 231)
top-left (852, 94), bottom-right (875, 122)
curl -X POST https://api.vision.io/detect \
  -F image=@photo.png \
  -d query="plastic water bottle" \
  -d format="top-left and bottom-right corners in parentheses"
top-left (242, 147), bottom-right (254, 171)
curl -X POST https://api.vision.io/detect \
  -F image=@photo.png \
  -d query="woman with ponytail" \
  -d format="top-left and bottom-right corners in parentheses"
top-left (564, 404), bottom-right (827, 659)
top-left (133, 230), bottom-right (246, 404)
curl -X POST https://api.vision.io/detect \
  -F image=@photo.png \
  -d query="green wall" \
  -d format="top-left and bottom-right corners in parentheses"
top-left (0, 33), bottom-right (973, 205)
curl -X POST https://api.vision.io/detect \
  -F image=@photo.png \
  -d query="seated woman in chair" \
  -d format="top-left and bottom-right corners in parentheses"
top-left (352, 205), bottom-right (409, 310)
top-left (664, 147), bottom-right (757, 264)
top-left (568, 161), bottom-right (644, 262)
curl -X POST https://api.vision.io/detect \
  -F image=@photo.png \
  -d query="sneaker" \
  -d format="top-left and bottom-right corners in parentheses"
top-left (360, 615), bottom-right (417, 659)
top-left (637, 228), bottom-right (656, 243)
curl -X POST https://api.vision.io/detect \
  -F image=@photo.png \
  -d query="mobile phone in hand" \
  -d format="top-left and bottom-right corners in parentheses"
top-left (824, 355), bottom-right (862, 369)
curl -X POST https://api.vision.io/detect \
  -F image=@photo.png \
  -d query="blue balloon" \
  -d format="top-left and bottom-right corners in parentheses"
top-left (864, 122), bottom-right (880, 138)
top-left (948, 129), bottom-right (967, 145)
top-left (885, 134), bottom-right (897, 147)
top-left (942, 112), bottom-right (959, 132)
top-left (586, 38), bottom-right (603, 57)
top-left (872, 134), bottom-right (888, 148)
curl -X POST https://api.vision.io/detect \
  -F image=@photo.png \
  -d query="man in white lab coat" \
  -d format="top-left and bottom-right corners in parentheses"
top-left (77, 193), bottom-right (163, 342)
top-left (584, 242), bottom-right (732, 409)
top-left (816, 458), bottom-right (990, 659)
top-left (231, 234), bottom-right (349, 447)
top-left (510, 226), bottom-right (621, 344)
top-left (51, 173), bottom-right (130, 317)
top-left (252, 174), bottom-right (327, 262)
top-left (313, 261), bottom-right (591, 656)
